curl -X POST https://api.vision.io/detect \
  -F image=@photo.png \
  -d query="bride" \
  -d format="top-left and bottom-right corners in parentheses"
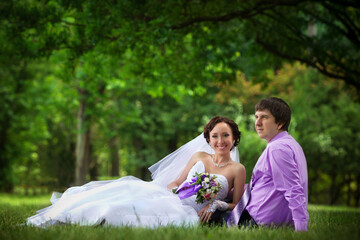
top-left (27, 116), bottom-right (246, 227)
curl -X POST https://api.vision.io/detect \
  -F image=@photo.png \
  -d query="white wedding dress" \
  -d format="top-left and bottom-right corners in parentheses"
top-left (26, 161), bottom-right (229, 228)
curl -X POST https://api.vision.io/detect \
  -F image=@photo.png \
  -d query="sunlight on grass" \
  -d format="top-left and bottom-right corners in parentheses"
top-left (0, 193), bottom-right (52, 206)
top-left (308, 204), bottom-right (360, 212)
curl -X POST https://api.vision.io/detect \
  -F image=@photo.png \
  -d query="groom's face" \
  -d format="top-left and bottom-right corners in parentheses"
top-left (255, 109), bottom-right (283, 142)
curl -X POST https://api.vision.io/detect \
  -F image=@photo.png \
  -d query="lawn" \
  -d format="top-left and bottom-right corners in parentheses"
top-left (0, 193), bottom-right (359, 240)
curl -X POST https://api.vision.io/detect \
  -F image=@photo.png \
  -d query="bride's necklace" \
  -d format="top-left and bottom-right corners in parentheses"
top-left (211, 155), bottom-right (231, 168)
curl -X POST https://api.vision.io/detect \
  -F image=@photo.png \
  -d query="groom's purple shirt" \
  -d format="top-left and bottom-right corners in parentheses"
top-left (246, 131), bottom-right (309, 231)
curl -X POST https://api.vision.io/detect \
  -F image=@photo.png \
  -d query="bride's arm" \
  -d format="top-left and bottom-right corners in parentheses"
top-left (198, 163), bottom-right (245, 223)
top-left (167, 152), bottom-right (203, 190)
top-left (228, 163), bottom-right (246, 210)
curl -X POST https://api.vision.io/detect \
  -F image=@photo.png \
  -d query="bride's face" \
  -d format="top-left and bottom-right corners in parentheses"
top-left (209, 122), bottom-right (234, 154)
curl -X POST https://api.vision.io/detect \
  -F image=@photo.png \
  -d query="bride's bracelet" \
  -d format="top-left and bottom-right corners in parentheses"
top-left (206, 200), bottom-right (228, 213)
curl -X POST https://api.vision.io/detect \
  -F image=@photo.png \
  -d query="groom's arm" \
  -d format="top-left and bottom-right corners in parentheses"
top-left (270, 147), bottom-right (308, 231)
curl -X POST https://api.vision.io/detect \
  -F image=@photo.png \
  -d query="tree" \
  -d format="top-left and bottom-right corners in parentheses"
top-left (0, 0), bottom-right (69, 191)
top-left (164, 0), bottom-right (360, 91)
top-left (1, 0), bottom-right (359, 191)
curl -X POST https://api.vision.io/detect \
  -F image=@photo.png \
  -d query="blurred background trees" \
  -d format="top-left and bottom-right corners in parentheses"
top-left (0, 0), bottom-right (359, 206)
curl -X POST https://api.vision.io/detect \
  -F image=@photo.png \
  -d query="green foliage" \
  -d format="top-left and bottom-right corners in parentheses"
top-left (0, 0), bottom-right (359, 208)
top-left (281, 64), bottom-right (360, 205)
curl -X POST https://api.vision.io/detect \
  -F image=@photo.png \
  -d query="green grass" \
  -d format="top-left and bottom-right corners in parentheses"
top-left (1, 193), bottom-right (359, 240)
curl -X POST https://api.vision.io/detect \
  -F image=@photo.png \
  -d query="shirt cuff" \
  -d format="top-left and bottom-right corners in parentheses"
top-left (294, 221), bottom-right (308, 231)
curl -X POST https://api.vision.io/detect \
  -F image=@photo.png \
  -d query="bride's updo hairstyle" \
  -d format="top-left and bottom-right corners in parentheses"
top-left (203, 116), bottom-right (241, 150)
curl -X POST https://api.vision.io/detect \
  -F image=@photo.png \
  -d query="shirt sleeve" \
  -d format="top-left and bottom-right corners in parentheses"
top-left (269, 147), bottom-right (308, 231)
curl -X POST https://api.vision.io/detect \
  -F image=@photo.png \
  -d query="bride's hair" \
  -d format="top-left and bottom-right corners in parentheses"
top-left (203, 116), bottom-right (241, 149)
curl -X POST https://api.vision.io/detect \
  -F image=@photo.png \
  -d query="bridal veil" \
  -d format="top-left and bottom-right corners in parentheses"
top-left (149, 133), bottom-right (240, 187)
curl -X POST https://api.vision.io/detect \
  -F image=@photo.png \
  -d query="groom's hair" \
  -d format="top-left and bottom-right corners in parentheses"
top-left (203, 116), bottom-right (241, 149)
top-left (255, 97), bottom-right (291, 131)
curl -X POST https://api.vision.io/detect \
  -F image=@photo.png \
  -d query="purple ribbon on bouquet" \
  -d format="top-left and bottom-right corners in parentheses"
top-left (176, 177), bottom-right (202, 199)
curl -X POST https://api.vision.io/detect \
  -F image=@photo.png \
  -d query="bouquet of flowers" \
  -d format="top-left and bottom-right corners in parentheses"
top-left (173, 172), bottom-right (221, 204)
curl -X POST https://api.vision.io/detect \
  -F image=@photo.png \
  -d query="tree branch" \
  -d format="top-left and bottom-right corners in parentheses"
top-left (256, 37), bottom-right (360, 90)
top-left (171, 0), bottom-right (308, 29)
top-left (322, 2), bottom-right (360, 45)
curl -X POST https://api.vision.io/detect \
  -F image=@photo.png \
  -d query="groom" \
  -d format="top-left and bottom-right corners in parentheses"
top-left (214, 97), bottom-right (309, 231)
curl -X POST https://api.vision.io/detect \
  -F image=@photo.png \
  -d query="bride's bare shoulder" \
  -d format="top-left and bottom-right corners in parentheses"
top-left (183, 152), bottom-right (210, 170)
top-left (191, 151), bottom-right (211, 160)
top-left (232, 162), bottom-right (245, 173)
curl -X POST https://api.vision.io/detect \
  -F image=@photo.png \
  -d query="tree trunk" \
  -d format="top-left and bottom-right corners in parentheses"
top-left (330, 172), bottom-right (342, 205)
top-left (89, 143), bottom-right (98, 181)
top-left (110, 136), bottom-right (120, 177)
top-left (355, 174), bottom-right (360, 207)
top-left (25, 159), bottom-right (32, 196)
top-left (136, 166), bottom-right (149, 181)
top-left (168, 134), bottom-right (178, 153)
top-left (0, 63), bottom-right (27, 193)
top-left (346, 174), bottom-right (352, 206)
top-left (330, 172), bottom-right (337, 205)
top-left (308, 170), bottom-right (318, 203)
top-left (0, 121), bottom-right (13, 192)
top-left (75, 91), bottom-right (91, 185)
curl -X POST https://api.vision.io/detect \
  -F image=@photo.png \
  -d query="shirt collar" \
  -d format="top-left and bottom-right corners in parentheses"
top-left (269, 131), bottom-right (288, 144)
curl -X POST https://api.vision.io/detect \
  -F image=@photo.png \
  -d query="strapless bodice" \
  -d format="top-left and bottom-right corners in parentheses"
top-left (181, 161), bottom-right (229, 212)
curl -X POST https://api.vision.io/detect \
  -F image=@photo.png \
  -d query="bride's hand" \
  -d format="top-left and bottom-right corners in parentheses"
top-left (198, 205), bottom-right (213, 223)
top-left (167, 182), bottom-right (178, 191)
